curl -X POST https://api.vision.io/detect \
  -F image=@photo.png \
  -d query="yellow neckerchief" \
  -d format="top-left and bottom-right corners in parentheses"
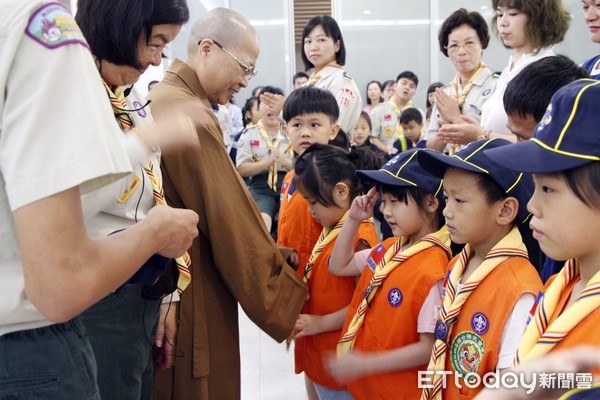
top-left (390, 98), bottom-right (413, 139)
top-left (103, 82), bottom-right (134, 130)
top-left (306, 61), bottom-right (343, 86)
top-left (338, 227), bottom-right (451, 355)
top-left (451, 62), bottom-right (487, 108)
top-left (257, 119), bottom-right (281, 191)
top-left (421, 227), bottom-right (527, 400)
top-left (303, 210), bottom-right (350, 283)
top-left (102, 81), bottom-right (192, 293)
top-left (516, 259), bottom-right (600, 364)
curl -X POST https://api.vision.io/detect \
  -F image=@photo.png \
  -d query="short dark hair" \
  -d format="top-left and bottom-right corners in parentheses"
top-left (76, 0), bottom-right (189, 69)
top-left (382, 80), bottom-right (395, 90)
top-left (257, 86), bottom-right (285, 107)
top-left (242, 96), bottom-right (258, 128)
top-left (294, 143), bottom-right (382, 207)
top-left (426, 82), bottom-right (444, 108)
top-left (504, 55), bottom-right (589, 122)
top-left (438, 8), bottom-right (490, 57)
top-left (301, 15), bottom-right (346, 70)
top-left (293, 71), bottom-right (309, 84)
top-left (282, 86), bottom-right (339, 123)
top-left (358, 111), bottom-right (372, 132)
top-left (366, 80), bottom-right (383, 105)
top-left (329, 130), bottom-right (350, 151)
top-left (399, 107), bottom-right (423, 125)
top-left (396, 71), bottom-right (419, 87)
top-left (378, 185), bottom-right (445, 230)
top-left (491, 0), bottom-right (570, 51)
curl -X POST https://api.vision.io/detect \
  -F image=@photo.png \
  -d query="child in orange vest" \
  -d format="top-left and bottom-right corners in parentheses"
top-left (292, 143), bottom-right (380, 400)
top-left (327, 148), bottom-right (452, 400)
top-left (417, 139), bottom-right (543, 400)
top-left (278, 86), bottom-right (342, 274)
top-left (481, 79), bottom-right (600, 399)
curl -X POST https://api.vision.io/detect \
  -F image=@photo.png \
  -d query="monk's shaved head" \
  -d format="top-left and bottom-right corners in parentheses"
top-left (187, 8), bottom-right (257, 57)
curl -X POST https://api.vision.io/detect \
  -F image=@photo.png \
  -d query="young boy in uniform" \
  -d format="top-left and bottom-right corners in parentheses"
top-left (398, 107), bottom-right (427, 150)
top-left (502, 55), bottom-right (588, 281)
top-left (370, 71), bottom-right (421, 157)
top-left (485, 78), bottom-right (600, 400)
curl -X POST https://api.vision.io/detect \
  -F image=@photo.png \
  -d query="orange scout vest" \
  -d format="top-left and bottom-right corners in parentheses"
top-left (344, 238), bottom-right (451, 400)
top-left (278, 170), bottom-right (322, 271)
top-left (294, 221), bottom-right (379, 390)
top-left (544, 275), bottom-right (600, 353)
top-left (442, 256), bottom-right (542, 400)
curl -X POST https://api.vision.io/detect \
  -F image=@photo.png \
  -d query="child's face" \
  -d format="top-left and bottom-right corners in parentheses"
top-left (394, 78), bottom-right (417, 102)
top-left (352, 116), bottom-right (370, 146)
top-left (285, 113), bottom-right (338, 155)
top-left (507, 113), bottom-right (538, 142)
top-left (401, 121), bottom-right (423, 143)
top-left (259, 99), bottom-right (279, 129)
top-left (379, 192), bottom-right (429, 240)
top-left (246, 101), bottom-right (260, 125)
top-left (304, 24), bottom-right (340, 69)
top-left (528, 173), bottom-right (600, 263)
top-left (299, 186), bottom-right (347, 229)
top-left (442, 168), bottom-right (505, 246)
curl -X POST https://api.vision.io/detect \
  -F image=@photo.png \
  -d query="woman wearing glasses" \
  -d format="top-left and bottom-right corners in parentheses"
top-left (301, 15), bottom-right (362, 140)
top-left (425, 9), bottom-right (498, 152)
top-left (432, 0), bottom-right (570, 148)
top-left (75, 0), bottom-right (190, 399)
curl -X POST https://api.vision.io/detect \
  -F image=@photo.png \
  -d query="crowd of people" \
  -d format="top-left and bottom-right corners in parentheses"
top-left (1, 0), bottom-right (600, 400)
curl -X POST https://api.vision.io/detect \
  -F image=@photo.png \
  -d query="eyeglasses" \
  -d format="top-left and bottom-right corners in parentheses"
top-left (445, 40), bottom-right (478, 53)
top-left (200, 39), bottom-right (257, 79)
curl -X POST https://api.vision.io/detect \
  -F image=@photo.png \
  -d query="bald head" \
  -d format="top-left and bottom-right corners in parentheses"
top-left (187, 8), bottom-right (257, 58)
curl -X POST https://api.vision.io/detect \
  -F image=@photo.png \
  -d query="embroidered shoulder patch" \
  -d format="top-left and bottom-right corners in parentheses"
top-left (26, 2), bottom-right (89, 50)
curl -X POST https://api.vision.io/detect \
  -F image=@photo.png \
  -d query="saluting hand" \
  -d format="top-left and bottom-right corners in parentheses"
top-left (348, 187), bottom-right (379, 222)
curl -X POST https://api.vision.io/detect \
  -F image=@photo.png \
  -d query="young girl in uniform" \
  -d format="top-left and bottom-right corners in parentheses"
top-left (236, 86), bottom-right (292, 232)
top-left (292, 143), bottom-right (380, 400)
top-left (326, 148), bottom-right (452, 400)
top-left (417, 138), bottom-right (542, 400)
top-left (482, 79), bottom-right (600, 398)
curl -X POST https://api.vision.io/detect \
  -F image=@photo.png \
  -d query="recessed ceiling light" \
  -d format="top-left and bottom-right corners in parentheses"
top-left (363, 10), bottom-right (372, 15)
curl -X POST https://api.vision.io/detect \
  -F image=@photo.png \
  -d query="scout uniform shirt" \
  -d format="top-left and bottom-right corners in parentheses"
top-left (308, 64), bottom-right (363, 138)
top-left (371, 100), bottom-right (422, 149)
top-left (425, 67), bottom-right (498, 152)
top-left (0, 0), bottom-right (131, 336)
top-left (235, 122), bottom-right (292, 177)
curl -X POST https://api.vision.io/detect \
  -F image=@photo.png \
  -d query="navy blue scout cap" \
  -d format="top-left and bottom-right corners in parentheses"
top-left (355, 148), bottom-right (443, 196)
top-left (416, 139), bottom-right (534, 223)
top-left (484, 79), bottom-right (600, 173)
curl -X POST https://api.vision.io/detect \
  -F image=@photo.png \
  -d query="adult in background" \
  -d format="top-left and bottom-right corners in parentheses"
top-left (301, 15), bottom-right (362, 138)
top-left (75, 0), bottom-right (191, 398)
top-left (148, 8), bottom-right (308, 400)
top-left (581, 0), bottom-right (600, 79)
top-left (437, 0), bottom-right (570, 144)
top-left (362, 80), bottom-right (383, 116)
top-left (426, 9), bottom-right (498, 153)
top-left (0, 1), bottom-right (197, 398)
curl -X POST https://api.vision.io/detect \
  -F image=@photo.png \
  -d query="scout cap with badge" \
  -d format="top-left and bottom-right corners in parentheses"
top-left (416, 138), bottom-right (534, 224)
top-left (483, 78), bottom-right (600, 173)
top-left (355, 148), bottom-right (443, 197)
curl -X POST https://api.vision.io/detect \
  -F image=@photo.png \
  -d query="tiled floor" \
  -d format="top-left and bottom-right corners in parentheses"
top-left (239, 305), bottom-right (307, 400)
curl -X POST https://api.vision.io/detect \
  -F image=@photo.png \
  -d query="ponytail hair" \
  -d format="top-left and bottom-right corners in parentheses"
top-left (294, 143), bottom-right (383, 207)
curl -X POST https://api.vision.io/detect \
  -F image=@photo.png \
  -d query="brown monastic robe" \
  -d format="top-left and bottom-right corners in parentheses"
top-left (149, 59), bottom-right (307, 400)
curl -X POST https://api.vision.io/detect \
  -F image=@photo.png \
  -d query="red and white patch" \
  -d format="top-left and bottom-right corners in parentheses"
top-left (341, 87), bottom-right (355, 99)
top-left (340, 97), bottom-right (350, 108)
